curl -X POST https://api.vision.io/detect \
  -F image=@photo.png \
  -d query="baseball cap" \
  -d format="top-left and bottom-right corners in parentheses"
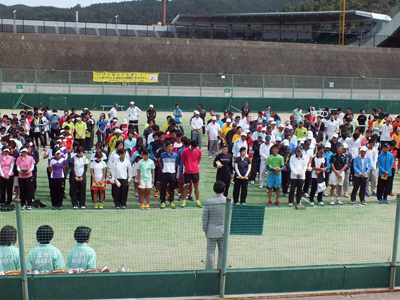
top-left (232, 123), bottom-right (237, 127)
top-left (123, 119), bottom-right (128, 124)
top-left (276, 137), bottom-right (282, 142)
top-left (282, 139), bottom-right (289, 146)
top-left (240, 132), bottom-right (247, 136)
top-left (315, 122), bottom-right (320, 127)
top-left (332, 133), bottom-right (339, 139)
top-left (194, 110), bottom-right (199, 115)
top-left (360, 146), bottom-right (368, 151)
top-left (343, 143), bottom-right (349, 149)
top-left (295, 146), bottom-right (303, 151)
top-left (268, 117), bottom-right (274, 122)
top-left (245, 129), bottom-right (250, 134)
top-left (383, 143), bottom-right (390, 148)
top-left (278, 124), bottom-right (284, 128)
top-left (257, 133), bottom-right (263, 137)
top-left (84, 107), bottom-right (88, 111)
top-left (299, 138), bottom-right (305, 144)
top-left (211, 116), bottom-right (216, 121)
top-left (55, 150), bottom-right (62, 155)
top-left (12, 111), bottom-right (17, 115)
top-left (216, 113), bottom-right (220, 116)
top-left (285, 119), bottom-right (290, 124)
top-left (271, 121), bottom-right (276, 125)
top-left (115, 129), bottom-right (123, 134)
top-left (387, 117), bottom-right (392, 122)
top-left (226, 118), bottom-right (232, 123)
top-left (149, 104), bottom-right (153, 108)
top-left (325, 142), bottom-right (331, 148)
top-left (265, 135), bottom-right (272, 140)
top-left (299, 120), bottom-right (305, 124)
top-left (262, 127), bottom-right (267, 131)
top-left (130, 101), bottom-right (135, 105)
top-left (257, 126), bottom-right (262, 132)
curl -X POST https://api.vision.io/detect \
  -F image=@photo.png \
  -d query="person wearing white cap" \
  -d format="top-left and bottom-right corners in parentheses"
top-left (74, 117), bottom-right (87, 149)
top-left (306, 131), bottom-right (316, 153)
top-left (232, 132), bottom-right (248, 160)
top-left (207, 117), bottom-right (221, 159)
top-left (48, 148), bottom-right (68, 210)
top-left (365, 139), bottom-right (378, 197)
top-left (191, 111), bottom-right (203, 149)
top-left (309, 145), bottom-right (328, 206)
top-left (0, 146), bottom-right (15, 205)
top-left (108, 103), bottom-right (118, 121)
top-left (70, 146), bottom-right (89, 209)
top-left (284, 119), bottom-right (293, 130)
top-left (16, 147), bottom-right (36, 209)
top-left (259, 135), bottom-right (272, 188)
top-left (127, 101), bottom-right (142, 133)
top-left (351, 146), bottom-right (372, 205)
top-left (221, 118), bottom-right (232, 144)
top-left (109, 129), bottom-right (124, 154)
top-left (146, 104), bottom-right (156, 123)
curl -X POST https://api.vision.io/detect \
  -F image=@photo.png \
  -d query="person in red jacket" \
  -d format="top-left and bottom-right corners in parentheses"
top-left (180, 140), bottom-right (202, 208)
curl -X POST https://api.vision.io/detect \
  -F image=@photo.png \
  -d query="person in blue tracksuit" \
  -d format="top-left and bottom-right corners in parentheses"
top-left (351, 146), bottom-right (372, 205)
top-left (377, 143), bottom-right (395, 204)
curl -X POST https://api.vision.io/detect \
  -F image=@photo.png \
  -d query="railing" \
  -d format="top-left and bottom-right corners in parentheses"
top-left (1, 68), bottom-right (400, 100)
top-left (0, 18), bottom-right (393, 46)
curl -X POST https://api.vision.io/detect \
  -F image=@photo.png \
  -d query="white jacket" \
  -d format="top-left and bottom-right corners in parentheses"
top-left (127, 106), bottom-right (142, 121)
top-left (260, 143), bottom-right (272, 161)
top-left (289, 154), bottom-right (308, 180)
top-left (232, 139), bottom-right (248, 158)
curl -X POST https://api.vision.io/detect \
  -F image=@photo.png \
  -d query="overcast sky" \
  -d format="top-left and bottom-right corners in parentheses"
top-left (0, 0), bottom-right (118, 8)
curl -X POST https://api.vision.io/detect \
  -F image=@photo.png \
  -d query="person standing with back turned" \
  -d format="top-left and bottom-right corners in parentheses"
top-left (202, 181), bottom-right (226, 270)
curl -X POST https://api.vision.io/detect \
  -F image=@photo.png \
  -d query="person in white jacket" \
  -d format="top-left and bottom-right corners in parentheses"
top-left (365, 139), bottom-right (378, 197)
top-left (127, 101), bottom-right (142, 133)
top-left (259, 135), bottom-right (272, 188)
top-left (232, 133), bottom-right (248, 159)
top-left (288, 146), bottom-right (307, 206)
top-left (191, 110), bottom-right (203, 149)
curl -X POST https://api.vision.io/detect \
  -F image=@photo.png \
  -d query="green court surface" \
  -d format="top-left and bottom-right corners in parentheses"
top-left (0, 109), bottom-right (399, 273)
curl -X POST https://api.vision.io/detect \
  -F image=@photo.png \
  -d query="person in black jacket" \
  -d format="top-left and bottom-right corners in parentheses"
top-left (225, 123), bottom-right (237, 155)
top-left (213, 145), bottom-right (233, 197)
top-left (146, 105), bottom-right (157, 123)
top-left (279, 140), bottom-right (292, 196)
top-left (313, 122), bottom-right (325, 147)
top-left (249, 133), bottom-right (263, 185)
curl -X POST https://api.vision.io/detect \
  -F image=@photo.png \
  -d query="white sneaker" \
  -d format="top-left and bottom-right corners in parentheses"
top-left (288, 203), bottom-right (293, 207)
top-left (337, 199), bottom-right (343, 205)
top-left (344, 194), bottom-right (349, 198)
top-left (303, 193), bottom-right (310, 198)
top-left (250, 181), bottom-right (255, 185)
top-left (319, 201), bottom-right (324, 206)
top-left (310, 202), bottom-right (315, 206)
top-left (323, 192), bottom-right (328, 197)
top-left (208, 156), bottom-right (212, 159)
top-left (397, 170), bottom-right (400, 175)
top-left (259, 185), bottom-right (263, 189)
top-left (330, 200), bottom-right (335, 205)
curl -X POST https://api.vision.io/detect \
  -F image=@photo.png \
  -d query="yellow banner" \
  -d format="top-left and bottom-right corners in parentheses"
top-left (93, 72), bottom-right (159, 83)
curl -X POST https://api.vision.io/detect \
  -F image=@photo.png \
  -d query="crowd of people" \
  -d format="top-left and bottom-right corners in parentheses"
top-left (0, 101), bottom-right (398, 210)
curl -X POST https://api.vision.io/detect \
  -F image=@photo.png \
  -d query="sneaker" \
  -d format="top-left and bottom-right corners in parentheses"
top-left (235, 202), bottom-right (240, 205)
top-left (310, 202), bottom-right (315, 206)
top-left (351, 201), bottom-right (355, 205)
top-left (259, 185), bottom-right (263, 189)
top-left (145, 204), bottom-right (150, 210)
top-left (361, 201), bottom-right (366, 205)
top-left (318, 201), bottom-right (324, 206)
top-left (188, 195), bottom-right (195, 201)
top-left (21, 205), bottom-right (26, 210)
top-left (344, 194), bottom-right (349, 198)
top-left (138, 199), bottom-right (141, 203)
top-left (27, 206), bottom-right (32, 210)
top-left (141, 204), bottom-right (145, 210)
top-left (330, 200), bottom-right (335, 205)
top-left (372, 192), bottom-right (377, 196)
top-left (250, 181), bottom-right (255, 185)
top-left (170, 202), bottom-right (176, 209)
top-left (297, 203), bottom-right (304, 207)
top-left (94, 204), bottom-right (99, 209)
top-left (284, 193), bottom-right (289, 197)
top-left (135, 193), bottom-right (139, 197)
top-left (323, 192), bottom-right (328, 197)
top-left (121, 206), bottom-right (126, 210)
top-left (288, 203), bottom-right (293, 207)
top-left (58, 206), bottom-right (63, 210)
top-left (390, 193), bottom-right (394, 196)
top-left (268, 200), bottom-right (272, 206)
top-left (73, 206), bottom-right (78, 210)
top-left (196, 200), bottom-right (202, 208)
top-left (52, 206), bottom-right (58, 210)
top-left (208, 155), bottom-right (212, 159)
top-left (275, 201), bottom-right (280, 207)
top-left (115, 206), bottom-right (120, 210)
top-left (398, 170), bottom-right (400, 175)
top-left (366, 193), bottom-right (370, 197)
top-left (303, 193), bottom-right (310, 198)
top-left (81, 206), bottom-right (86, 210)
top-left (160, 202), bottom-right (166, 209)
top-left (181, 200), bottom-right (186, 207)
top-left (176, 192), bottom-right (181, 197)
top-left (337, 200), bottom-right (343, 205)
top-left (177, 196), bottom-right (182, 201)
top-left (379, 200), bottom-right (383, 204)
top-left (241, 203), bottom-right (247, 205)
top-left (99, 204), bottom-right (103, 209)
top-left (384, 199), bottom-right (389, 204)
top-left (154, 191), bottom-right (159, 197)
top-left (63, 194), bottom-right (67, 199)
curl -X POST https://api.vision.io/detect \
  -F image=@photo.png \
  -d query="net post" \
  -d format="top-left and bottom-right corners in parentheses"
top-left (390, 195), bottom-right (400, 289)
top-left (15, 199), bottom-right (29, 300)
top-left (219, 198), bottom-right (232, 298)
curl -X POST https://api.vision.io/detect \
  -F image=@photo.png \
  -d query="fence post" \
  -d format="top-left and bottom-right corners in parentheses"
top-left (200, 73), bottom-right (203, 97)
top-left (219, 198), bottom-right (232, 298)
top-left (350, 77), bottom-right (354, 100)
top-left (292, 75), bottom-right (295, 99)
top-left (34, 70), bottom-right (37, 93)
top-left (322, 77), bottom-right (325, 99)
top-left (15, 199), bottom-right (29, 300)
top-left (231, 74), bottom-right (234, 99)
top-left (68, 71), bottom-right (71, 94)
top-left (379, 78), bottom-right (382, 100)
top-left (262, 75), bottom-right (265, 98)
top-left (0, 68), bottom-right (2, 93)
top-left (167, 73), bottom-right (170, 96)
top-left (390, 195), bottom-right (400, 289)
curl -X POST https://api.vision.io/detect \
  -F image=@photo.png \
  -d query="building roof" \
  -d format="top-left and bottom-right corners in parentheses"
top-left (172, 10), bottom-right (392, 26)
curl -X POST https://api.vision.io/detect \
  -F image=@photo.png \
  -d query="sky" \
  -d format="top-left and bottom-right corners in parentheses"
top-left (0, 0), bottom-right (118, 8)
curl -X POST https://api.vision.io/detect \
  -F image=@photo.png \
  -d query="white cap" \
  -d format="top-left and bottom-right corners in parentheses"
top-left (194, 110), bottom-right (199, 115)
top-left (253, 117), bottom-right (258, 121)
top-left (276, 137), bottom-right (282, 142)
top-left (245, 129), bottom-right (250, 134)
top-left (282, 139), bottom-right (289, 146)
top-left (268, 117), bottom-right (274, 122)
top-left (76, 117), bottom-right (82, 120)
top-left (299, 138), bottom-right (305, 144)
top-left (262, 127), bottom-right (267, 131)
top-left (332, 133), bottom-right (339, 139)
top-left (115, 129), bottom-right (123, 134)
top-left (123, 119), bottom-right (128, 124)
top-left (285, 119), bottom-right (290, 123)
top-left (12, 111), bottom-right (17, 115)
top-left (57, 139), bottom-right (62, 143)
top-left (55, 150), bottom-right (62, 155)
top-left (84, 107), bottom-right (88, 110)
top-left (278, 124), bottom-right (284, 128)
top-left (149, 104), bottom-right (153, 108)
top-left (241, 132), bottom-right (247, 136)
top-left (2, 148), bottom-right (9, 152)
top-left (325, 142), bottom-right (331, 148)
top-left (20, 148), bottom-right (28, 153)
top-left (211, 116), bottom-right (216, 121)
top-left (271, 121), bottom-right (276, 125)
top-left (360, 146), bottom-right (368, 151)
top-left (130, 101), bottom-right (135, 105)
top-left (226, 118), bottom-right (232, 123)
top-left (307, 131), bottom-right (313, 139)
top-left (343, 143), bottom-right (349, 149)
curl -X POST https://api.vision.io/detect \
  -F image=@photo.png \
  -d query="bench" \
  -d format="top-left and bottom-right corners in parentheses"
top-left (101, 105), bottom-right (125, 111)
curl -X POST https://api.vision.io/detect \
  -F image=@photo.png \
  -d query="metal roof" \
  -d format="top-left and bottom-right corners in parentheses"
top-left (171, 10), bottom-right (392, 25)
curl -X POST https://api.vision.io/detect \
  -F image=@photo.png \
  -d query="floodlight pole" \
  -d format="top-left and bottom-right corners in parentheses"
top-left (13, 10), bottom-right (16, 33)
top-left (390, 195), bottom-right (400, 289)
top-left (15, 199), bottom-right (29, 300)
top-left (219, 198), bottom-right (232, 298)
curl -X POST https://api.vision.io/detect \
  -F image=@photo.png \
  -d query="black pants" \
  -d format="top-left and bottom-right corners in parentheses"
top-left (217, 174), bottom-right (231, 197)
top-left (377, 176), bottom-right (390, 200)
top-left (281, 170), bottom-right (290, 194)
top-left (351, 176), bottom-right (367, 202)
top-left (390, 168), bottom-right (395, 194)
top-left (19, 177), bottom-right (33, 207)
top-left (112, 179), bottom-right (129, 207)
top-left (85, 137), bottom-right (91, 151)
top-left (129, 120), bottom-right (139, 134)
top-left (76, 138), bottom-right (85, 149)
top-left (289, 179), bottom-right (304, 204)
top-left (176, 122), bottom-right (185, 135)
top-left (325, 170), bottom-right (331, 188)
top-left (70, 176), bottom-right (86, 207)
top-left (249, 158), bottom-right (260, 181)
top-left (32, 168), bottom-right (37, 200)
top-left (50, 129), bottom-right (59, 140)
top-left (50, 178), bottom-right (64, 207)
top-left (32, 132), bottom-right (43, 148)
top-left (233, 176), bottom-right (248, 204)
top-left (303, 171), bottom-right (312, 194)
top-left (0, 176), bottom-right (13, 204)
top-left (310, 178), bottom-right (323, 203)
top-left (160, 173), bottom-right (175, 203)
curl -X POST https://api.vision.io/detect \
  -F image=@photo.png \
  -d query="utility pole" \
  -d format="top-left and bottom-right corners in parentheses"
top-left (339, 0), bottom-right (346, 45)
top-left (161, 0), bottom-right (167, 26)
